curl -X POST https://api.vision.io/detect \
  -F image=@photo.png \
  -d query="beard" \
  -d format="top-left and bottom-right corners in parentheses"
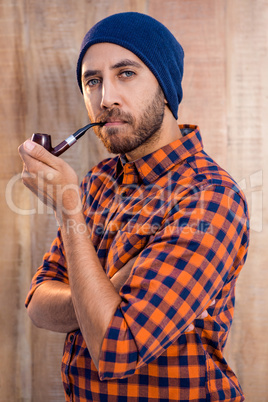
top-left (93, 86), bottom-right (165, 155)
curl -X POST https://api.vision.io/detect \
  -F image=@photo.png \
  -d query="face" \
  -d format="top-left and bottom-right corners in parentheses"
top-left (81, 43), bottom-right (166, 158)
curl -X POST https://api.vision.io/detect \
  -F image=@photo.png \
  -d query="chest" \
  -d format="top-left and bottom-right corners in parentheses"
top-left (82, 171), bottom-right (192, 277)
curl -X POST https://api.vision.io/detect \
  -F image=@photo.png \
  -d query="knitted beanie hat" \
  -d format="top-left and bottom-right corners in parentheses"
top-left (76, 12), bottom-right (184, 119)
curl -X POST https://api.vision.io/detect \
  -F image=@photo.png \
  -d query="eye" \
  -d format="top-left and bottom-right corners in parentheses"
top-left (85, 78), bottom-right (101, 87)
top-left (119, 70), bottom-right (135, 78)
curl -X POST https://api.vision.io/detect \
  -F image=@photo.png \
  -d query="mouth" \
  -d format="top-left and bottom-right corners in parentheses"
top-left (103, 120), bottom-right (127, 127)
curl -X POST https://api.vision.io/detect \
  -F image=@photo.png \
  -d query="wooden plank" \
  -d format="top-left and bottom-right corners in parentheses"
top-left (23, 1), bottom-right (90, 399)
top-left (224, 0), bottom-right (268, 400)
top-left (148, 0), bottom-right (227, 168)
top-left (0, 0), bottom-right (32, 400)
top-left (1, 0), bottom-right (267, 400)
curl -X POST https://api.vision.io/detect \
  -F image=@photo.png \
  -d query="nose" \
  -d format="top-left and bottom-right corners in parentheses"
top-left (100, 79), bottom-right (122, 109)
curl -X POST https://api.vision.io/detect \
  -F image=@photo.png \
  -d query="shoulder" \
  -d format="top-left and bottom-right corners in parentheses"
top-left (169, 150), bottom-right (249, 223)
top-left (184, 150), bottom-right (246, 198)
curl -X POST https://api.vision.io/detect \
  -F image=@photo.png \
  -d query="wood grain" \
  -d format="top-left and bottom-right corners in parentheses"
top-left (1, 0), bottom-right (267, 400)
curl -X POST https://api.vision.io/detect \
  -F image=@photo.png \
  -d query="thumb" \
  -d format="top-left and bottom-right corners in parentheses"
top-left (20, 139), bottom-right (59, 169)
top-left (24, 139), bottom-right (51, 158)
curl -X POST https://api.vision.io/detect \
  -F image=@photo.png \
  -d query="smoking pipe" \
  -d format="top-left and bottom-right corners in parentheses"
top-left (31, 122), bottom-right (104, 157)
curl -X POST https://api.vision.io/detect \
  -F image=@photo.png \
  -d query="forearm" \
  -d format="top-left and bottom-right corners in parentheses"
top-left (18, 141), bottom-right (123, 367)
top-left (27, 280), bottom-right (79, 333)
top-left (61, 211), bottom-right (121, 370)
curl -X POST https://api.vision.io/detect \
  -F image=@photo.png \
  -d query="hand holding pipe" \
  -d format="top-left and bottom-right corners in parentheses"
top-left (31, 122), bottom-right (104, 157)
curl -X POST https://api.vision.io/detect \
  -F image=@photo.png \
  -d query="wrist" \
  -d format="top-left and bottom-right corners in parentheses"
top-left (56, 185), bottom-right (82, 225)
top-left (59, 209), bottom-right (88, 240)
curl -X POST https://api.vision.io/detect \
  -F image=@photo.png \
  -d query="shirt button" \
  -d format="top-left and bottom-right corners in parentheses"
top-left (121, 191), bottom-right (128, 197)
top-left (69, 334), bottom-right (74, 342)
top-left (66, 386), bottom-right (71, 396)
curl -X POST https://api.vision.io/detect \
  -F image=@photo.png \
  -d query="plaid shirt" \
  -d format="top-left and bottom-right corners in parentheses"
top-left (26, 125), bottom-right (249, 401)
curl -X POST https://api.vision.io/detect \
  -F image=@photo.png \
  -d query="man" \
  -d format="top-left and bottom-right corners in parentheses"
top-left (19, 12), bottom-right (249, 402)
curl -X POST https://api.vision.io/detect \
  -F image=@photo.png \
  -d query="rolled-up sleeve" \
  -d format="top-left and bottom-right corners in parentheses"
top-left (98, 185), bottom-right (249, 380)
top-left (25, 170), bottom-right (95, 308)
top-left (25, 228), bottom-right (69, 307)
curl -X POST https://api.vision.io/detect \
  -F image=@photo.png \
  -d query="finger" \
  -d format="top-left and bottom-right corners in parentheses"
top-left (185, 323), bottom-right (194, 332)
top-left (197, 310), bottom-right (208, 320)
top-left (18, 140), bottom-right (37, 161)
top-left (21, 172), bottom-right (37, 193)
top-left (21, 161), bottom-right (35, 177)
top-left (19, 140), bottom-right (59, 170)
top-left (19, 142), bottom-right (49, 175)
top-left (21, 163), bottom-right (35, 183)
top-left (196, 300), bottom-right (216, 321)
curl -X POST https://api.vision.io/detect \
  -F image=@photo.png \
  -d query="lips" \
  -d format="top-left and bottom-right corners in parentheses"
top-left (97, 108), bottom-right (134, 127)
top-left (104, 120), bottom-right (126, 126)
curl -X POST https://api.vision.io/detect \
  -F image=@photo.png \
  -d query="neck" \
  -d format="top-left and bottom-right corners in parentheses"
top-left (125, 107), bottom-right (182, 161)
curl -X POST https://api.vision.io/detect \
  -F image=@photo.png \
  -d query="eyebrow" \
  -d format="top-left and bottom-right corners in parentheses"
top-left (82, 59), bottom-right (142, 82)
top-left (111, 59), bottom-right (142, 70)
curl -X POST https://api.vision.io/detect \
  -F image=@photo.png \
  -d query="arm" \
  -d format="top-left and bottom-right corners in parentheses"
top-left (26, 247), bottom-right (205, 333)
top-left (96, 185), bottom-right (249, 379)
top-left (27, 249), bottom-right (138, 333)
top-left (27, 280), bottom-right (79, 333)
top-left (19, 140), bottom-right (123, 368)
top-left (60, 210), bottom-right (121, 369)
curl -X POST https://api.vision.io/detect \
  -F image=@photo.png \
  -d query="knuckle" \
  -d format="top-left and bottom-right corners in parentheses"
top-left (186, 324), bottom-right (194, 332)
top-left (200, 310), bottom-right (208, 319)
top-left (21, 169), bottom-right (36, 186)
top-left (33, 143), bottom-right (47, 159)
top-left (21, 168), bottom-right (35, 179)
top-left (21, 176), bottom-right (31, 190)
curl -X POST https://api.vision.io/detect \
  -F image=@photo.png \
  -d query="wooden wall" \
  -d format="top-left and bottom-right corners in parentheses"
top-left (1, 0), bottom-right (267, 400)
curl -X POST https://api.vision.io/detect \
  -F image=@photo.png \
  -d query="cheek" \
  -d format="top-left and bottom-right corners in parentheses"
top-left (132, 88), bottom-right (155, 114)
top-left (83, 95), bottom-right (95, 118)
top-left (136, 82), bottom-right (156, 105)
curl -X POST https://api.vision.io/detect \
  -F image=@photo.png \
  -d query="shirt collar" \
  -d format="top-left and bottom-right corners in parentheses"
top-left (116, 125), bottom-right (203, 185)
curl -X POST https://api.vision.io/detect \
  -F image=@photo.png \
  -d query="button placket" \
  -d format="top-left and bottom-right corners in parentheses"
top-left (120, 162), bottom-right (139, 197)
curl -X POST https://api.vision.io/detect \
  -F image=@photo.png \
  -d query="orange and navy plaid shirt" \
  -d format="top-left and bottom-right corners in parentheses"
top-left (26, 125), bottom-right (249, 401)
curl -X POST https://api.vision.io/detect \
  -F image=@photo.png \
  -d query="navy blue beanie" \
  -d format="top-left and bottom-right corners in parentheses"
top-left (76, 12), bottom-right (184, 119)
